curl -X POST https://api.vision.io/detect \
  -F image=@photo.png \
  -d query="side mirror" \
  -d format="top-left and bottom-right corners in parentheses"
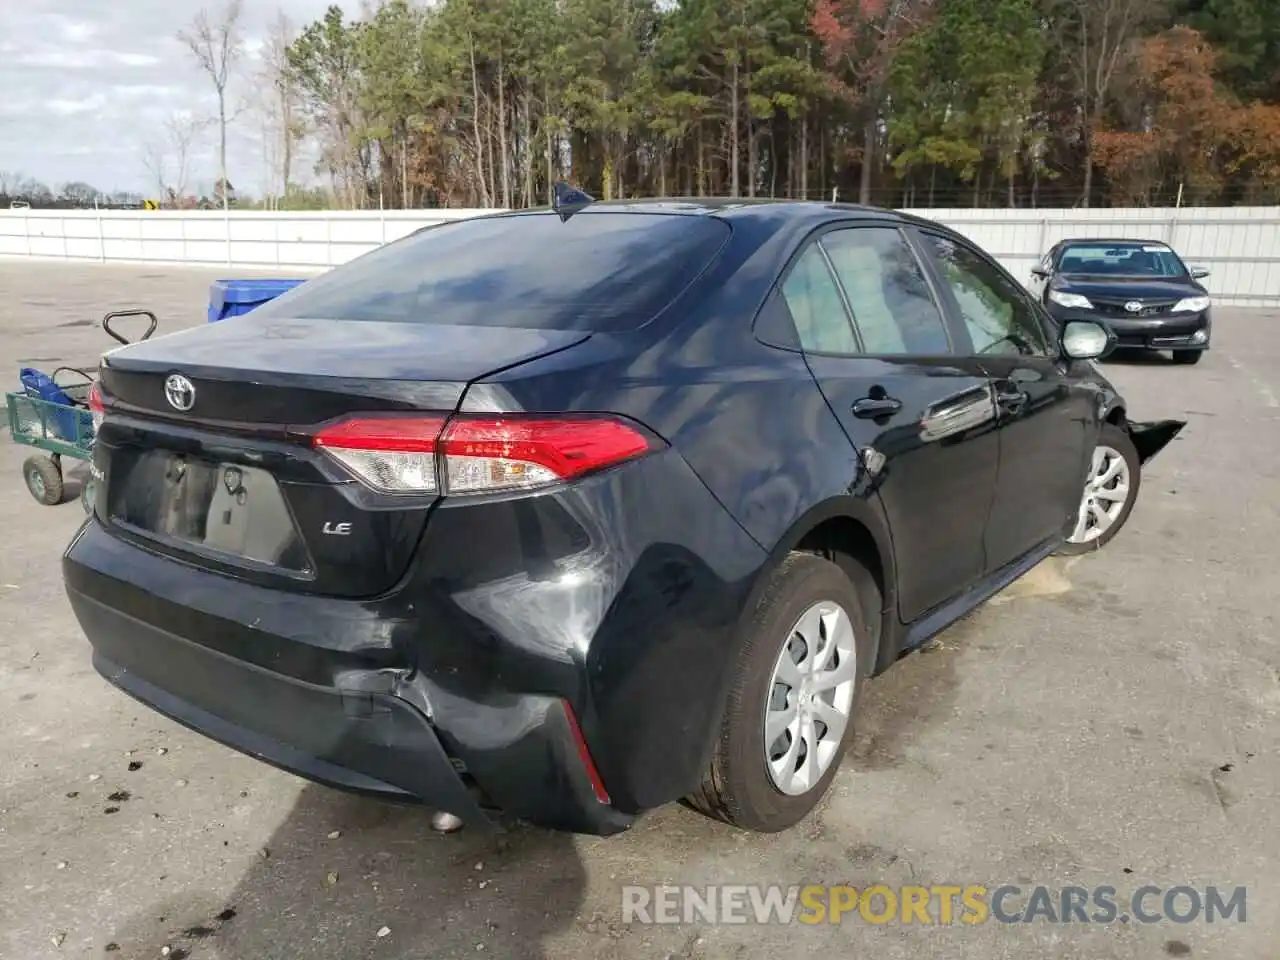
top-left (1061, 320), bottom-right (1112, 361)
top-left (1190, 266), bottom-right (1210, 280)
top-left (1030, 266), bottom-right (1048, 279)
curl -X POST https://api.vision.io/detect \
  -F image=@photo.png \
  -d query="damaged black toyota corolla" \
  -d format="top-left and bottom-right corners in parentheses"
top-left (64, 196), bottom-right (1184, 836)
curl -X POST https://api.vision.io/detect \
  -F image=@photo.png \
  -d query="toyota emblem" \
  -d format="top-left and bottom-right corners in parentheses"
top-left (164, 373), bottom-right (196, 411)
top-left (1124, 300), bottom-right (1144, 313)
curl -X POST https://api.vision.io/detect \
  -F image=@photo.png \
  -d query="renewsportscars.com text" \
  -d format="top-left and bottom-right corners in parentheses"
top-left (621, 884), bottom-right (1247, 926)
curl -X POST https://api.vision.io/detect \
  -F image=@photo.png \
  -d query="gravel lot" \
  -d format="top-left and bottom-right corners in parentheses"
top-left (1, 261), bottom-right (1276, 960)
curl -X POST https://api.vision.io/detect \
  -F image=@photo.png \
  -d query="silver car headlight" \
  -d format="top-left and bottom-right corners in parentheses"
top-left (1172, 296), bottom-right (1211, 313)
top-left (1049, 291), bottom-right (1093, 309)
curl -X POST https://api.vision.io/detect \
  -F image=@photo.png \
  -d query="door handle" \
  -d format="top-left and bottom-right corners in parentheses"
top-left (995, 387), bottom-right (1029, 413)
top-left (852, 396), bottom-right (903, 418)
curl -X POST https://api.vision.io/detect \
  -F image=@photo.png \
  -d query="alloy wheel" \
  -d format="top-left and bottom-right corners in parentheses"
top-left (1068, 444), bottom-right (1132, 544)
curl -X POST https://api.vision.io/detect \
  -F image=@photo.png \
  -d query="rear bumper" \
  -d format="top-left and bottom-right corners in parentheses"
top-left (62, 445), bottom-right (766, 834)
top-left (82, 598), bottom-right (481, 812)
top-left (64, 520), bottom-right (634, 836)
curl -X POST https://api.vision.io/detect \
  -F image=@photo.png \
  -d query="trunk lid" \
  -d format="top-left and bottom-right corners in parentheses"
top-left (95, 317), bottom-right (589, 598)
top-left (100, 317), bottom-right (589, 426)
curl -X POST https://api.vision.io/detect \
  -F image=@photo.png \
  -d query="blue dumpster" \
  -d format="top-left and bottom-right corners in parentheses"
top-left (208, 278), bottom-right (307, 323)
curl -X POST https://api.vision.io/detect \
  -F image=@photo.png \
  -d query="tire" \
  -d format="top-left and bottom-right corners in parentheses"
top-left (1172, 350), bottom-right (1203, 365)
top-left (1057, 422), bottom-right (1141, 555)
top-left (23, 456), bottom-right (64, 506)
top-left (686, 552), bottom-right (875, 832)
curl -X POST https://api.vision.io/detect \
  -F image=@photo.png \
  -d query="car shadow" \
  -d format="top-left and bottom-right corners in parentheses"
top-left (98, 626), bottom-right (978, 960)
top-left (61, 462), bottom-right (86, 501)
top-left (105, 786), bottom-right (586, 959)
top-left (848, 617), bottom-right (970, 772)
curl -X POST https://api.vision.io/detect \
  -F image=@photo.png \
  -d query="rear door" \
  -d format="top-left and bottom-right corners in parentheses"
top-left (786, 224), bottom-right (1000, 623)
top-left (911, 229), bottom-right (1093, 571)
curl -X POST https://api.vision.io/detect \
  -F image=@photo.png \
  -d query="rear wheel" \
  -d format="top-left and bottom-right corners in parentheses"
top-left (1172, 350), bottom-right (1203, 365)
top-left (1058, 423), bottom-right (1141, 555)
top-left (687, 553), bottom-right (874, 832)
top-left (23, 456), bottom-right (64, 506)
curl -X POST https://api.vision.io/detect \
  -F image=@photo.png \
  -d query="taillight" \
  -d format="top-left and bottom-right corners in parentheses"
top-left (88, 382), bottom-right (106, 432)
top-left (313, 415), bottom-right (447, 494)
top-left (311, 414), bottom-right (659, 496)
top-left (440, 417), bottom-right (655, 493)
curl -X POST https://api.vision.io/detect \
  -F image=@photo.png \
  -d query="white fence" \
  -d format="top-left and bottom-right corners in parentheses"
top-left (920, 207), bottom-right (1280, 307)
top-left (1, 205), bottom-right (1277, 306)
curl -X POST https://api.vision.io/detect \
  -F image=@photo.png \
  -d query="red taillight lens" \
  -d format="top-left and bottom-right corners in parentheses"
top-left (441, 416), bottom-right (655, 494)
top-left (88, 382), bottom-right (106, 431)
top-left (562, 701), bottom-right (611, 805)
top-left (311, 414), bottom-right (658, 496)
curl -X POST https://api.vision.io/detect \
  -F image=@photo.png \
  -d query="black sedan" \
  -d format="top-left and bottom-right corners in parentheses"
top-left (65, 195), bottom-right (1184, 836)
top-left (1029, 238), bottom-right (1212, 364)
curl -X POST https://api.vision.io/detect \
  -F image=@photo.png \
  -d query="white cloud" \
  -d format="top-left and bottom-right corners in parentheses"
top-left (0, 0), bottom-right (333, 194)
top-left (115, 52), bottom-right (163, 67)
top-left (112, 84), bottom-right (183, 101)
top-left (56, 16), bottom-right (98, 43)
top-left (15, 50), bottom-right (162, 69)
top-left (0, 99), bottom-right (41, 118)
top-left (46, 94), bottom-right (109, 116)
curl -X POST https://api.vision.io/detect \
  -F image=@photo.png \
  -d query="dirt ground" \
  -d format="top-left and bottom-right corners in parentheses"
top-left (0, 261), bottom-right (1276, 960)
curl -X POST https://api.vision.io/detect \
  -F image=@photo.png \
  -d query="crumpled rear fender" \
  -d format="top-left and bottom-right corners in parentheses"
top-left (1125, 419), bottom-right (1186, 465)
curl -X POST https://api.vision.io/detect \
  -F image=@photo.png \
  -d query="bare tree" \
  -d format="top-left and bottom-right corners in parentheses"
top-left (178, 0), bottom-right (245, 210)
top-left (59, 181), bottom-right (101, 206)
top-left (140, 138), bottom-right (170, 201)
top-left (140, 113), bottom-right (207, 206)
top-left (167, 113), bottom-right (205, 202)
top-left (25, 179), bottom-right (54, 203)
top-left (1049, 0), bottom-right (1158, 206)
top-left (251, 88), bottom-right (277, 208)
top-left (255, 11), bottom-right (302, 207)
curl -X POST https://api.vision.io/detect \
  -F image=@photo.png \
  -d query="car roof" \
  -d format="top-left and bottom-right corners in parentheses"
top-left (491, 197), bottom-right (908, 226)
top-left (1056, 238), bottom-right (1173, 247)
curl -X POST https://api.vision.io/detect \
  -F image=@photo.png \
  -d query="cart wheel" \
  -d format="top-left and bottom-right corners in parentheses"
top-left (80, 475), bottom-right (97, 516)
top-left (23, 456), bottom-right (65, 506)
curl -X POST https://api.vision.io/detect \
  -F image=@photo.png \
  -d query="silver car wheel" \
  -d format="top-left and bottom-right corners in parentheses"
top-left (763, 601), bottom-right (857, 796)
top-left (1067, 444), bottom-right (1132, 544)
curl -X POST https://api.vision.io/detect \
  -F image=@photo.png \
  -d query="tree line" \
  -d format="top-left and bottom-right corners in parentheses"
top-left (0, 174), bottom-right (146, 210)
top-left (20, 0), bottom-right (1280, 212)
top-left (252, 0), bottom-right (1280, 210)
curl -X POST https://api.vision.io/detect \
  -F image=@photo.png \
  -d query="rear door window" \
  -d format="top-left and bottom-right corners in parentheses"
top-left (780, 245), bottom-right (859, 354)
top-left (254, 212), bottom-right (731, 332)
top-left (821, 227), bottom-right (952, 355)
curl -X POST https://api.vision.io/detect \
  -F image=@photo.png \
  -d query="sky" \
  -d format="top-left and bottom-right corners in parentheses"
top-left (0, 0), bottom-right (336, 198)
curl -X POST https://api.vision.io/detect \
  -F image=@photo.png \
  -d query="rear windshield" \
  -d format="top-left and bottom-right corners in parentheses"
top-left (254, 211), bottom-right (731, 331)
top-left (1057, 242), bottom-right (1188, 278)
